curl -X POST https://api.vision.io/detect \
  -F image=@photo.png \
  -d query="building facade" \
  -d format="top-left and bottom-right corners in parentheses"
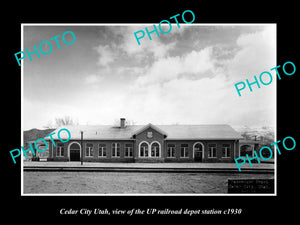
top-left (45, 118), bottom-right (244, 163)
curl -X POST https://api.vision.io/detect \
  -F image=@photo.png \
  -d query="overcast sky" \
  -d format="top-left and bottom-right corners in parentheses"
top-left (23, 24), bottom-right (276, 130)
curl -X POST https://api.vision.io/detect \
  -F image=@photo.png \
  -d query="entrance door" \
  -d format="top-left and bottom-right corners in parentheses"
top-left (69, 143), bottom-right (81, 161)
top-left (194, 143), bottom-right (203, 162)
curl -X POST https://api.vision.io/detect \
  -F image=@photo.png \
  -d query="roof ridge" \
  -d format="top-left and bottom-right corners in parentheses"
top-left (56, 124), bottom-right (231, 127)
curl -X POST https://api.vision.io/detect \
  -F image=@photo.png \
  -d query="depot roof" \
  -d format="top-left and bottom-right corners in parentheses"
top-left (46, 124), bottom-right (243, 141)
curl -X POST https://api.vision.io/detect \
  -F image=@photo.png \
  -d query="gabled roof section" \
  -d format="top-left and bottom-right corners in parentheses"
top-left (44, 125), bottom-right (140, 141)
top-left (132, 123), bottom-right (168, 137)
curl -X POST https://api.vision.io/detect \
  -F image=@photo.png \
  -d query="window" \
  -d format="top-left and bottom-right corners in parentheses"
top-left (98, 144), bottom-right (106, 157)
top-left (140, 142), bottom-right (148, 157)
top-left (208, 144), bottom-right (217, 158)
top-left (125, 143), bottom-right (133, 157)
top-left (86, 143), bottom-right (94, 157)
top-left (151, 142), bottom-right (160, 157)
top-left (180, 144), bottom-right (189, 158)
top-left (222, 144), bottom-right (231, 158)
top-left (56, 143), bottom-right (64, 157)
top-left (194, 143), bottom-right (202, 152)
top-left (167, 143), bottom-right (175, 158)
top-left (112, 143), bottom-right (120, 157)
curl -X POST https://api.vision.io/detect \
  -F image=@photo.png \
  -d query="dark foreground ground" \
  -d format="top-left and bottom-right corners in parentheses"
top-left (23, 172), bottom-right (274, 194)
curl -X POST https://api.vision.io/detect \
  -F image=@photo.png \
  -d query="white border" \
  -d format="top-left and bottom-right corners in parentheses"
top-left (138, 141), bottom-right (150, 157)
top-left (192, 142), bottom-right (205, 159)
top-left (150, 141), bottom-right (161, 157)
top-left (21, 23), bottom-right (277, 197)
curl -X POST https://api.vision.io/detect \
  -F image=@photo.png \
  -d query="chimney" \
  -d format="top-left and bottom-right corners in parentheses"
top-left (120, 118), bottom-right (126, 128)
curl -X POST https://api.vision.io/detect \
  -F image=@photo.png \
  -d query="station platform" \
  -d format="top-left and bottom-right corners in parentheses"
top-left (23, 161), bottom-right (275, 174)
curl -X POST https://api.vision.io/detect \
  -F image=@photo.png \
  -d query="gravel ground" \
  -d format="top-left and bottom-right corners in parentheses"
top-left (23, 172), bottom-right (274, 194)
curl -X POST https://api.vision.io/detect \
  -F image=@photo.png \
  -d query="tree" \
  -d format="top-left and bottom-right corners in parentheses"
top-left (44, 116), bottom-right (76, 129)
top-left (55, 116), bottom-right (74, 127)
top-left (240, 131), bottom-right (251, 140)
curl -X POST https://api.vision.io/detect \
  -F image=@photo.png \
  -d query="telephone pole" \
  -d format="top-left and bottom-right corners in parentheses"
top-left (81, 131), bottom-right (83, 165)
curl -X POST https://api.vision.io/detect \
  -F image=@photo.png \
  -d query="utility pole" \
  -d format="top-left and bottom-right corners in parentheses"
top-left (81, 131), bottom-right (83, 165)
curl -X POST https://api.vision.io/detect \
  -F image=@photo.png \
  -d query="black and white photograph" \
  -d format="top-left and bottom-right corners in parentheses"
top-left (4, 4), bottom-right (298, 222)
top-left (21, 24), bottom-right (276, 195)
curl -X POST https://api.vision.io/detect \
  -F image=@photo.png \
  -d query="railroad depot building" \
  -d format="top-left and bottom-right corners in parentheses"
top-left (42, 118), bottom-right (257, 163)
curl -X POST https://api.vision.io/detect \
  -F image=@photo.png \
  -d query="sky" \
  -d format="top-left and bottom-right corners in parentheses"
top-left (22, 24), bottom-right (276, 130)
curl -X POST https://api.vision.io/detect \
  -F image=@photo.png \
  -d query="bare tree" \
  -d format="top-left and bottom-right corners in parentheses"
top-left (55, 116), bottom-right (74, 127)
top-left (44, 116), bottom-right (76, 129)
top-left (240, 131), bottom-right (251, 140)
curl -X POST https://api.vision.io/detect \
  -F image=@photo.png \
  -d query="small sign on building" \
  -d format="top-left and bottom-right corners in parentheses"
top-left (147, 131), bottom-right (153, 138)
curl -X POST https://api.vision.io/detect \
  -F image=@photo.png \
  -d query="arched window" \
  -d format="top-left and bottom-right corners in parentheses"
top-left (193, 142), bottom-right (204, 160)
top-left (240, 144), bottom-right (253, 157)
top-left (139, 141), bottom-right (161, 158)
top-left (194, 143), bottom-right (202, 152)
top-left (151, 142), bottom-right (160, 157)
top-left (140, 142), bottom-right (149, 157)
top-left (69, 142), bottom-right (81, 161)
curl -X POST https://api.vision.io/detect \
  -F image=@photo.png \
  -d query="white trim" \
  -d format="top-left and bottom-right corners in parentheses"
top-left (208, 143), bottom-right (217, 158)
top-left (192, 142), bottom-right (205, 159)
top-left (138, 141), bottom-right (150, 158)
top-left (150, 141), bottom-right (161, 158)
top-left (221, 143), bottom-right (231, 158)
top-left (85, 143), bottom-right (94, 157)
top-left (111, 142), bottom-right (121, 158)
top-left (51, 141), bottom-right (53, 158)
top-left (166, 143), bottom-right (176, 158)
top-left (133, 123), bottom-right (167, 136)
top-left (98, 143), bottom-right (107, 158)
top-left (138, 141), bottom-right (161, 158)
top-left (124, 143), bottom-right (133, 158)
top-left (234, 140), bottom-right (237, 158)
top-left (56, 144), bottom-right (65, 157)
top-left (180, 144), bottom-right (189, 158)
top-left (68, 141), bottom-right (81, 161)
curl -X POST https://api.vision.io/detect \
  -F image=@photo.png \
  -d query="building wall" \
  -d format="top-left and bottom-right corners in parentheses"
top-left (23, 141), bottom-right (50, 160)
top-left (134, 127), bottom-right (165, 162)
top-left (48, 140), bottom-right (135, 162)
top-left (164, 140), bottom-right (237, 162)
top-left (48, 138), bottom-right (238, 163)
top-left (48, 140), bottom-right (68, 161)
